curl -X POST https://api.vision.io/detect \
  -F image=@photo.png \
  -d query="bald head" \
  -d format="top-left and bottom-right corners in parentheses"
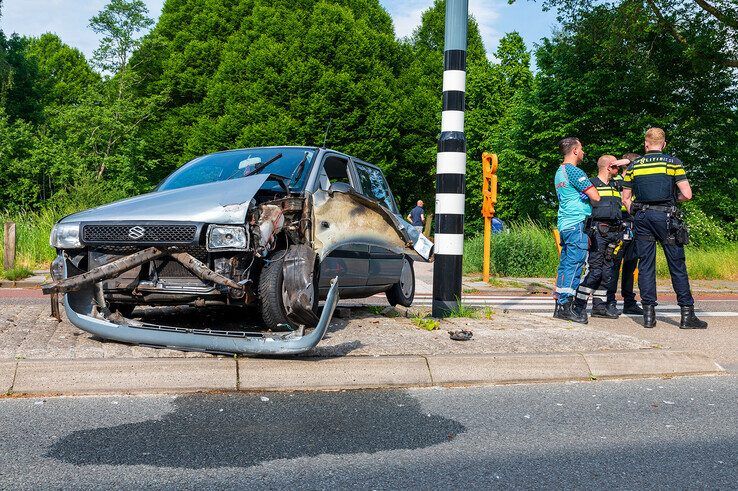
top-left (597, 155), bottom-right (616, 170)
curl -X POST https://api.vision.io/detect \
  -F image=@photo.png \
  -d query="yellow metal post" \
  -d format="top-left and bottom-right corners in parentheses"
top-left (483, 216), bottom-right (491, 282)
top-left (553, 229), bottom-right (562, 256)
top-left (481, 152), bottom-right (498, 283)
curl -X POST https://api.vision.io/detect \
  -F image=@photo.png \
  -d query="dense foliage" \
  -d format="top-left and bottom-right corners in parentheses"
top-left (0, 0), bottom-right (736, 242)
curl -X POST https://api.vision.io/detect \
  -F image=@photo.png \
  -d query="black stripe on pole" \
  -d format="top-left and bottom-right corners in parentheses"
top-left (442, 91), bottom-right (465, 111)
top-left (444, 49), bottom-right (467, 71)
top-left (436, 173), bottom-right (465, 194)
top-left (438, 132), bottom-right (467, 152)
top-left (433, 254), bottom-right (463, 306)
top-left (435, 214), bottom-right (464, 234)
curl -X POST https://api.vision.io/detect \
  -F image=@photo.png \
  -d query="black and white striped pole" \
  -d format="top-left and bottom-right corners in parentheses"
top-left (432, 0), bottom-right (468, 317)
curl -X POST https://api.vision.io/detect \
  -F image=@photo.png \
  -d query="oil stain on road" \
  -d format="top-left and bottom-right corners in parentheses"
top-left (46, 390), bottom-right (466, 469)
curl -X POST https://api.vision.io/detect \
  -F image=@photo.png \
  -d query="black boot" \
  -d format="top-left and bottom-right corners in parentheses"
top-left (606, 301), bottom-right (621, 318)
top-left (553, 300), bottom-right (565, 320)
top-left (553, 299), bottom-right (588, 324)
top-left (643, 304), bottom-right (656, 328)
top-left (568, 301), bottom-right (589, 324)
top-left (623, 302), bottom-right (644, 315)
top-left (592, 302), bottom-right (619, 319)
top-left (679, 306), bottom-right (708, 329)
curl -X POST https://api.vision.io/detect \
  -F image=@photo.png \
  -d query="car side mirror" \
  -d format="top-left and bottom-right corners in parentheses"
top-left (328, 182), bottom-right (352, 194)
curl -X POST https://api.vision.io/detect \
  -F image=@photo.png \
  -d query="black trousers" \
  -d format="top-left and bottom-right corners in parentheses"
top-left (633, 208), bottom-right (694, 307)
top-left (593, 240), bottom-right (638, 307)
top-left (574, 225), bottom-right (620, 308)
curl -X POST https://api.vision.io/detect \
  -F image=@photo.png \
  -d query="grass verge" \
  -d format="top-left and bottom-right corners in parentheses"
top-left (464, 221), bottom-right (738, 281)
top-left (656, 244), bottom-right (738, 280)
top-left (0, 266), bottom-right (34, 281)
top-left (463, 221), bottom-right (559, 277)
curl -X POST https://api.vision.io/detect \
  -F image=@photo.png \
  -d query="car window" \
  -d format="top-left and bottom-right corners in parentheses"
top-left (354, 163), bottom-right (396, 212)
top-left (158, 147), bottom-right (316, 192)
top-left (321, 156), bottom-right (353, 188)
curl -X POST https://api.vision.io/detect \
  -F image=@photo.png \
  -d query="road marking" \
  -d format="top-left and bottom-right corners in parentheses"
top-left (363, 294), bottom-right (738, 317)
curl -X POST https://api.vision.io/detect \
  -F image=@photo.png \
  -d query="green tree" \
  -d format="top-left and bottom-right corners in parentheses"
top-left (25, 33), bottom-right (99, 108)
top-left (496, 3), bottom-right (738, 226)
top-left (512, 0), bottom-right (738, 68)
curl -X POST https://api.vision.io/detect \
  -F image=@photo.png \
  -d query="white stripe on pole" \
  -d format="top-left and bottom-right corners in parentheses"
top-left (441, 110), bottom-right (464, 132)
top-left (433, 233), bottom-right (465, 255)
top-left (436, 152), bottom-right (467, 174)
top-left (442, 70), bottom-right (466, 92)
top-left (435, 193), bottom-right (466, 214)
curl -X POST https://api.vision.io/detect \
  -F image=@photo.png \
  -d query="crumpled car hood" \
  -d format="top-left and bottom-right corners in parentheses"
top-left (60, 175), bottom-right (270, 224)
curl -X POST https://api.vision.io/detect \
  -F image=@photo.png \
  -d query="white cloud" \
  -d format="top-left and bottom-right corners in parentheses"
top-left (380, 0), bottom-right (504, 58)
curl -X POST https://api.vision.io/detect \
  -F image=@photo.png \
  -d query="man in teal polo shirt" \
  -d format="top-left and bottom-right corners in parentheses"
top-left (553, 137), bottom-right (600, 323)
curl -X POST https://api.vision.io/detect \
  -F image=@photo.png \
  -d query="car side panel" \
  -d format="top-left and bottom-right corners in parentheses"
top-left (368, 245), bottom-right (403, 286)
top-left (319, 244), bottom-right (369, 288)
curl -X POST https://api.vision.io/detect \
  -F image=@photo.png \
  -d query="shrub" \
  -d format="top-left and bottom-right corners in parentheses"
top-left (682, 202), bottom-right (729, 247)
top-left (463, 220), bottom-right (559, 277)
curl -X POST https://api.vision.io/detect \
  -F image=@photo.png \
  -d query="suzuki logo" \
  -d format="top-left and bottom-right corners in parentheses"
top-left (128, 226), bottom-right (146, 240)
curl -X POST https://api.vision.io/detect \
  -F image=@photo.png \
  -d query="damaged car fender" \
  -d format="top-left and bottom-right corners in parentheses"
top-left (311, 185), bottom-right (434, 262)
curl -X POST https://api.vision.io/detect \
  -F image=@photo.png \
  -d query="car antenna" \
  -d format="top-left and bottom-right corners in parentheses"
top-left (322, 118), bottom-right (332, 148)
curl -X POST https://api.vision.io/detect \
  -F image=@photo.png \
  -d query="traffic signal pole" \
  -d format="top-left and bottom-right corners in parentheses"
top-left (481, 152), bottom-right (498, 283)
top-left (432, 0), bottom-right (468, 317)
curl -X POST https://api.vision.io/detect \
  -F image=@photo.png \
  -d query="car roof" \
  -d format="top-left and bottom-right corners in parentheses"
top-left (201, 146), bottom-right (385, 172)
top-left (203, 146), bottom-right (320, 156)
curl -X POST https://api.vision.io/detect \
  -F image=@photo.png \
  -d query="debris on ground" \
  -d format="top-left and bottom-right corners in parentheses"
top-left (448, 329), bottom-right (473, 341)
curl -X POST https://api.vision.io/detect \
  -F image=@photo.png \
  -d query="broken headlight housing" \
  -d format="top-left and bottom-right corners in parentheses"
top-left (207, 225), bottom-right (248, 251)
top-left (50, 222), bottom-right (82, 249)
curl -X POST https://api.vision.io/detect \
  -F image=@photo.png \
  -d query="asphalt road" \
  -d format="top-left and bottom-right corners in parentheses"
top-left (0, 376), bottom-right (735, 489)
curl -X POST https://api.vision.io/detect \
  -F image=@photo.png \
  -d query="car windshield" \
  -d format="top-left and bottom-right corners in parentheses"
top-left (158, 147), bottom-right (317, 192)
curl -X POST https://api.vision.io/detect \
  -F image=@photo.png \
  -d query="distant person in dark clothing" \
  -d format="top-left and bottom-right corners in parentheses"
top-left (407, 200), bottom-right (425, 232)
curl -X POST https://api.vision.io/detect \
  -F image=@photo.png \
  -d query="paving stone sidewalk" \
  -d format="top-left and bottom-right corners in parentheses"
top-left (0, 303), bottom-right (658, 360)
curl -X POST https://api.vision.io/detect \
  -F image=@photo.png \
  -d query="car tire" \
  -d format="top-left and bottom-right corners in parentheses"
top-left (109, 303), bottom-right (135, 317)
top-left (386, 256), bottom-right (415, 307)
top-left (258, 255), bottom-right (292, 330)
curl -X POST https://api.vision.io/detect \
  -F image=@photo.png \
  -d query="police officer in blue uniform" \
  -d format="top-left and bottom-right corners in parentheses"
top-left (573, 155), bottom-right (629, 320)
top-left (621, 128), bottom-right (707, 329)
top-left (593, 153), bottom-right (643, 316)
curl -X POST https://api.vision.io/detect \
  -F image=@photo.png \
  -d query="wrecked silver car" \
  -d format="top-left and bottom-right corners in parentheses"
top-left (43, 147), bottom-right (433, 355)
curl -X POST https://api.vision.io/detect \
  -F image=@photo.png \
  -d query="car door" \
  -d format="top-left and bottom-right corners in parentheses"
top-left (315, 153), bottom-right (369, 290)
top-left (352, 161), bottom-right (404, 286)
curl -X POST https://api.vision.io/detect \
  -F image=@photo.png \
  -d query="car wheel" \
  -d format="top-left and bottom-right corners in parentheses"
top-left (109, 303), bottom-right (135, 317)
top-left (258, 253), bottom-right (319, 330)
top-left (386, 256), bottom-right (415, 307)
top-left (258, 255), bottom-right (291, 329)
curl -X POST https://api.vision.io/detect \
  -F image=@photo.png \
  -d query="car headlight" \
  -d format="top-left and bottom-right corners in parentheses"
top-left (207, 225), bottom-right (248, 251)
top-left (50, 222), bottom-right (82, 249)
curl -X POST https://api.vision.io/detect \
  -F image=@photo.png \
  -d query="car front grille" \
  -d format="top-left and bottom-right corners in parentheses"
top-left (82, 224), bottom-right (199, 245)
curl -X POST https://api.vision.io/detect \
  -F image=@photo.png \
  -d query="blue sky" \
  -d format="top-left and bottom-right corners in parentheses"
top-left (0, 0), bottom-right (559, 61)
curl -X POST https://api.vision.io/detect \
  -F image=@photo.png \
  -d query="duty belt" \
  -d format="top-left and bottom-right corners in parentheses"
top-left (593, 221), bottom-right (622, 233)
top-left (632, 203), bottom-right (676, 213)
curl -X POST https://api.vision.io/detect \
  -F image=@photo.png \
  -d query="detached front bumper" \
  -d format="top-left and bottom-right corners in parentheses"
top-left (51, 253), bottom-right (339, 356)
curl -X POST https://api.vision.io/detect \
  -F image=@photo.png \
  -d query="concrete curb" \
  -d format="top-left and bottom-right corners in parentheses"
top-left (0, 350), bottom-right (724, 396)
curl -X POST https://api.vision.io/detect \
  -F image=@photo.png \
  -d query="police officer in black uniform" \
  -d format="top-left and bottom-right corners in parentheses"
top-left (621, 128), bottom-right (707, 329)
top-left (593, 153), bottom-right (644, 316)
top-left (573, 155), bottom-right (630, 320)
